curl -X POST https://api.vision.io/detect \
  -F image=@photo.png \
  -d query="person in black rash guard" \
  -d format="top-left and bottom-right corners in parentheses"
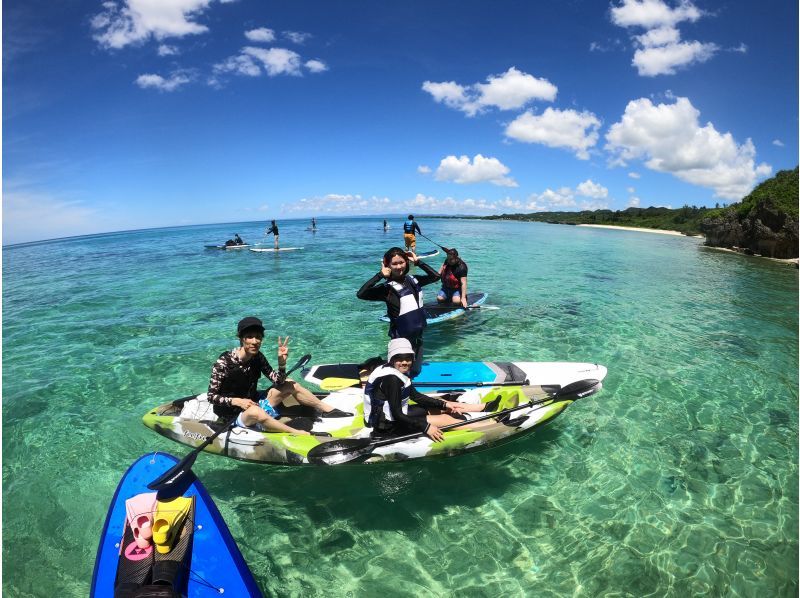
top-left (207, 316), bottom-right (351, 434)
top-left (364, 338), bottom-right (485, 440)
top-left (265, 220), bottom-right (279, 249)
top-left (357, 247), bottom-right (439, 377)
top-left (437, 248), bottom-right (468, 308)
top-left (233, 233), bottom-right (244, 245)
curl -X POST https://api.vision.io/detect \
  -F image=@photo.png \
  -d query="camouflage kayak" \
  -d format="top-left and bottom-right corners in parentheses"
top-left (142, 376), bottom-right (605, 465)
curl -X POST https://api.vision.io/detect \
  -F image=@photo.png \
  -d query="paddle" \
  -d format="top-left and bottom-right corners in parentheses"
top-left (319, 376), bottom-right (534, 392)
top-left (418, 232), bottom-right (450, 253)
top-left (307, 378), bottom-right (600, 465)
top-left (148, 353), bottom-right (312, 492)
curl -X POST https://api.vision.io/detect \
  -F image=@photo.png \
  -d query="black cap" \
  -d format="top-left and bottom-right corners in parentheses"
top-left (237, 316), bottom-right (265, 336)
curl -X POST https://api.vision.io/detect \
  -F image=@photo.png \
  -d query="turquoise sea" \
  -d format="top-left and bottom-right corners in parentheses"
top-left (3, 217), bottom-right (798, 596)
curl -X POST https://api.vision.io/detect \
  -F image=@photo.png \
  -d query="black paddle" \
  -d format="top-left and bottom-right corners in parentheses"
top-left (307, 378), bottom-right (600, 465)
top-left (418, 232), bottom-right (450, 253)
top-left (148, 353), bottom-right (312, 492)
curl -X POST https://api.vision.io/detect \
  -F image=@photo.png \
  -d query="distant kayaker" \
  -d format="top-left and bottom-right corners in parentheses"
top-left (206, 317), bottom-right (351, 435)
top-left (265, 220), bottom-right (279, 249)
top-left (357, 247), bottom-right (440, 377)
top-left (364, 338), bottom-right (485, 441)
top-left (402, 214), bottom-right (421, 253)
top-left (437, 248), bottom-right (468, 308)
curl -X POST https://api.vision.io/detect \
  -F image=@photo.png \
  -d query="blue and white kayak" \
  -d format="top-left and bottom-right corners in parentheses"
top-left (91, 452), bottom-right (262, 597)
top-left (303, 359), bottom-right (608, 392)
top-left (379, 291), bottom-right (488, 325)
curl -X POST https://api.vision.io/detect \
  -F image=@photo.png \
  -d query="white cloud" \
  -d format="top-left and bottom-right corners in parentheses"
top-left (136, 72), bottom-right (192, 91)
top-left (610, 0), bottom-right (703, 29)
top-left (214, 47), bottom-right (325, 79)
top-left (505, 107), bottom-right (601, 159)
top-left (772, 139), bottom-right (784, 147)
top-left (91, 0), bottom-right (214, 49)
top-left (157, 44), bottom-right (178, 56)
top-left (605, 96), bottom-right (772, 199)
top-left (284, 31), bottom-right (312, 44)
top-left (305, 59), bottom-right (328, 73)
top-left (633, 40), bottom-right (718, 76)
top-left (628, 196), bottom-right (641, 207)
top-left (423, 67), bottom-right (557, 117)
top-left (627, 186), bottom-right (636, 193)
top-left (576, 179), bottom-right (609, 198)
top-left (243, 47), bottom-right (302, 76)
top-left (610, 0), bottom-right (722, 77)
top-left (434, 154), bottom-right (518, 187)
top-left (628, 171), bottom-right (641, 178)
top-left (245, 27), bottom-right (275, 43)
top-left (417, 165), bottom-right (432, 174)
top-left (3, 189), bottom-right (103, 245)
top-left (635, 25), bottom-right (680, 47)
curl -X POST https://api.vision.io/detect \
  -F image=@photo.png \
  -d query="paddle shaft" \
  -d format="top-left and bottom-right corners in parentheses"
top-left (320, 377), bottom-right (532, 391)
top-left (418, 232), bottom-right (449, 252)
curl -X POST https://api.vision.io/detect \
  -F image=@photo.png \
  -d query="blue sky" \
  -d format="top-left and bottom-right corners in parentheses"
top-left (4, 0), bottom-right (797, 245)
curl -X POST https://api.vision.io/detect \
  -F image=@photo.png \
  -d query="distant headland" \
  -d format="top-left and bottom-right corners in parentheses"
top-left (454, 167), bottom-right (798, 261)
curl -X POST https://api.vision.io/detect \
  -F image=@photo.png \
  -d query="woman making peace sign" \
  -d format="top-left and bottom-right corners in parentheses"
top-left (207, 317), bottom-right (351, 435)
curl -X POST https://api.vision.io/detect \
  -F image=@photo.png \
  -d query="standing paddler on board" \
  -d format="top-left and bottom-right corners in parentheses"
top-left (207, 317), bottom-right (352, 435)
top-left (402, 214), bottom-right (421, 253)
top-left (265, 220), bottom-right (279, 249)
top-left (357, 247), bottom-right (440, 378)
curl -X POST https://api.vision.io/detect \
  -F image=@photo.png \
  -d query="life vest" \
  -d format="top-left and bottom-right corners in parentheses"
top-left (363, 364), bottom-right (412, 427)
top-left (403, 220), bottom-right (416, 234)
top-left (386, 277), bottom-right (426, 338)
top-left (441, 264), bottom-right (461, 289)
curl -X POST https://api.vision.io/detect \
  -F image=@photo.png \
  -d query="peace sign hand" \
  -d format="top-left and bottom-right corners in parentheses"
top-left (380, 259), bottom-right (391, 278)
top-left (277, 336), bottom-right (290, 365)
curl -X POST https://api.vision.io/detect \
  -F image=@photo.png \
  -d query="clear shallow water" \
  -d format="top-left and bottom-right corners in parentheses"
top-left (3, 218), bottom-right (797, 596)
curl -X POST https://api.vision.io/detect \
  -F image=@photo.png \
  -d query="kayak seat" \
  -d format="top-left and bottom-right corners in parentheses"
top-left (482, 389), bottom-right (521, 413)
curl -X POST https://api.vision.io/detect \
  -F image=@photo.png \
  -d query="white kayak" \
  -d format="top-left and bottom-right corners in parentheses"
top-left (249, 247), bottom-right (303, 252)
top-left (303, 359), bottom-right (608, 392)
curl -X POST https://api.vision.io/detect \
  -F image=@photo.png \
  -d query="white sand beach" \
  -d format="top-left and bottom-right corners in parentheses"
top-left (576, 224), bottom-right (701, 237)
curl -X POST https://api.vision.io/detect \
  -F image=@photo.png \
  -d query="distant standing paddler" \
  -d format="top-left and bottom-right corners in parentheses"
top-left (311, 217), bottom-right (317, 231)
top-left (265, 220), bottom-right (279, 249)
top-left (402, 215), bottom-right (421, 253)
top-left (383, 219), bottom-right (388, 231)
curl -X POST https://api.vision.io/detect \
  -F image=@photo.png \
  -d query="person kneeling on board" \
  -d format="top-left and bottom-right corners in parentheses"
top-left (207, 317), bottom-right (351, 435)
top-left (437, 248), bottom-right (468, 308)
top-left (364, 338), bottom-right (485, 441)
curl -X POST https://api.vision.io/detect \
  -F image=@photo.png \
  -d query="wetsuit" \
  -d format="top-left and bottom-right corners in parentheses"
top-left (357, 261), bottom-right (440, 376)
top-left (363, 364), bottom-right (447, 435)
top-left (207, 350), bottom-right (286, 420)
top-left (266, 224), bottom-right (279, 236)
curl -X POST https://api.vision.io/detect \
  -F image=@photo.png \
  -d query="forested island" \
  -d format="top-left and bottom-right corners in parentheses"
top-left (473, 167), bottom-right (798, 259)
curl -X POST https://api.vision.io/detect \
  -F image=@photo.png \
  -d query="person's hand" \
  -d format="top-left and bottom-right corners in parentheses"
top-left (407, 251), bottom-right (419, 264)
top-left (445, 401), bottom-right (469, 414)
top-left (380, 260), bottom-right (391, 278)
top-left (231, 397), bottom-right (256, 410)
top-left (426, 424), bottom-right (444, 442)
top-left (461, 298), bottom-right (468, 308)
top-left (277, 336), bottom-right (289, 364)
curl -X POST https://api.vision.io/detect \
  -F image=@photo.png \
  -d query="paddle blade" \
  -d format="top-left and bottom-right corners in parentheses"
top-left (556, 379), bottom-right (601, 399)
top-left (319, 377), bottom-right (361, 391)
top-left (307, 438), bottom-right (373, 466)
top-left (147, 452), bottom-right (199, 492)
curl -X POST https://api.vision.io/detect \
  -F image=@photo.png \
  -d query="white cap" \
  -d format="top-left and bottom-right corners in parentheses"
top-left (387, 338), bottom-right (414, 361)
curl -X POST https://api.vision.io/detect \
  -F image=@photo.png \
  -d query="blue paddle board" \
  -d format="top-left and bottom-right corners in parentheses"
top-left (379, 291), bottom-right (488, 325)
top-left (91, 452), bottom-right (262, 597)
